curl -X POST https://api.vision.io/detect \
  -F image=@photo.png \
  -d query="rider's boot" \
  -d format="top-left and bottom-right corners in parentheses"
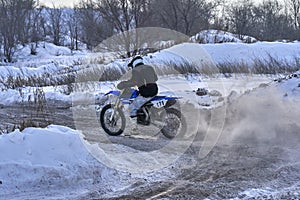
top-left (124, 118), bottom-right (139, 136)
top-left (129, 109), bottom-right (137, 118)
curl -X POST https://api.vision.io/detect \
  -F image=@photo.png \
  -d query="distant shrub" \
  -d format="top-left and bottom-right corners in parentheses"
top-left (0, 70), bottom-right (77, 90)
top-left (216, 55), bottom-right (300, 75)
top-left (252, 54), bottom-right (300, 74)
top-left (18, 119), bottom-right (49, 132)
top-left (216, 61), bottom-right (250, 74)
top-left (1, 53), bottom-right (299, 92)
top-left (155, 59), bottom-right (218, 76)
top-left (0, 87), bottom-right (53, 134)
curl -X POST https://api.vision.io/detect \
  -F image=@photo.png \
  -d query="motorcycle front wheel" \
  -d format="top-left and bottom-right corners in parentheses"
top-left (100, 104), bottom-right (126, 136)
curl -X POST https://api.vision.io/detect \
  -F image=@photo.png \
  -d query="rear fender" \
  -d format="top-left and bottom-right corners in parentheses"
top-left (165, 99), bottom-right (177, 107)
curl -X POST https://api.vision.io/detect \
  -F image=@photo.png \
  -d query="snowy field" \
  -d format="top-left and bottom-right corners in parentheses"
top-left (0, 39), bottom-right (300, 199)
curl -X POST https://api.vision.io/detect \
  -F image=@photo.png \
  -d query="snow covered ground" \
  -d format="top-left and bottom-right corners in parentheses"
top-left (1, 41), bottom-right (299, 84)
top-left (2, 40), bottom-right (299, 107)
top-left (0, 39), bottom-right (300, 199)
top-left (202, 41), bottom-right (300, 65)
top-left (0, 125), bottom-right (136, 199)
top-left (0, 71), bottom-right (299, 199)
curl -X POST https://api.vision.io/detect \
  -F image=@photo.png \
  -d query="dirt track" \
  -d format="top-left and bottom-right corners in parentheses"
top-left (78, 85), bottom-right (300, 199)
top-left (1, 85), bottom-right (300, 199)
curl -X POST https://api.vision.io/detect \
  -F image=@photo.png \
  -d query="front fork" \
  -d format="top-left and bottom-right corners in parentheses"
top-left (110, 98), bottom-right (122, 121)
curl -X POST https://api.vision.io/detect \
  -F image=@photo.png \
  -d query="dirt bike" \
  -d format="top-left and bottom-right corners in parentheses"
top-left (99, 88), bottom-right (186, 139)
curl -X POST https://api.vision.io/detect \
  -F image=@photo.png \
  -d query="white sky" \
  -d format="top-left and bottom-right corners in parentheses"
top-left (39, 0), bottom-right (81, 7)
top-left (39, 0), bottom-right (284, 8)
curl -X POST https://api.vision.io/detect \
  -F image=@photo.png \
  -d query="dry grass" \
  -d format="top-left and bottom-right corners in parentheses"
top-left (217, 55), bottom-right (300, 75)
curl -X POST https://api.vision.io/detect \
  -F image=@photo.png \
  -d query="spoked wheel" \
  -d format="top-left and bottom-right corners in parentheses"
top-left (100, 104), bottom-right (126, 136)
top-left (161, 108), bottom-right (186, 139)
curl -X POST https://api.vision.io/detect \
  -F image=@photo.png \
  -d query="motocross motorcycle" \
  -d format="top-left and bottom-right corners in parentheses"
top-left (99, 88), bottom-right (186, 139)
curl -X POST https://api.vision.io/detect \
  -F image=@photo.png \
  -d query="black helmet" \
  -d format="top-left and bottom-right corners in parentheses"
top-left (127, 55), bottom-right (143, 68)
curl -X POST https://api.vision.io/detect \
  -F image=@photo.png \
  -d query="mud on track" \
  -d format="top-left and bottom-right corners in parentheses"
top-left (80, 86), bottom-right (300, 199)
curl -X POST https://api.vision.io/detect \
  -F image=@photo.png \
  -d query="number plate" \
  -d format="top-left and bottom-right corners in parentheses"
top-left (152, 100), bottom-right (167, 108)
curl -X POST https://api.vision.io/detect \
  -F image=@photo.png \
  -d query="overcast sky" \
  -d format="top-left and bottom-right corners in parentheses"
top-left (39, 0), bottom-right (80, 7)
top-left (39, 0), bottom-right (284, 8)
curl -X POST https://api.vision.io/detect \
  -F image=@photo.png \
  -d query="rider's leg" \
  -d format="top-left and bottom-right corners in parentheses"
top-left (129, 96), bottom-right (151, 117)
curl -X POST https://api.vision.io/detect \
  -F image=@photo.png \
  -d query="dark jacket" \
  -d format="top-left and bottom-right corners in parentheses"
top-left (117, 64), bottom-right (158, 97)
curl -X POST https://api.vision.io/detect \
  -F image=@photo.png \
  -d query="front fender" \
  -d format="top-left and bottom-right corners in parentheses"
top-left (105, 90), bottom-right (120, 96)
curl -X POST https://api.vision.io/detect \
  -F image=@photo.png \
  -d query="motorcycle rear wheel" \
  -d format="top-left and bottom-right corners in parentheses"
top-left (161, 108), bottom-right (186, 139)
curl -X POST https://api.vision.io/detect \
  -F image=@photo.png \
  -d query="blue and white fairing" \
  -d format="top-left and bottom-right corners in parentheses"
top-left (105, 89), bottom-right (181, 107)
top-left (105, 89), bottom-right (139, 98)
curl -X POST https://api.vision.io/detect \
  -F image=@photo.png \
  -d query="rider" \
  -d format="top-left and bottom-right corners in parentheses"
top-left (117, 55), bottom-right (158, 117)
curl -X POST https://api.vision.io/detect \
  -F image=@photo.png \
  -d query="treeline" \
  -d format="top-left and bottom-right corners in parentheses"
top-left (0, 0), bottom-right (299, 62)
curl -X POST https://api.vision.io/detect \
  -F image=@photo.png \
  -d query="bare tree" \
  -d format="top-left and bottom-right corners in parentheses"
top-left (211, 2), bottom-right (230, 31)
top-left (39, 7), bottom-right (48, 39)
top-left (253, 0), bottom-right (292, 40)
top-left (97, 0), bottom-right (152, 31)
top-left (76, 0), bottom-right (112, 50)
top-left (156, 0), bottom-right (183, 32)
top-left (48, 5), bottom-right (63, 46)
top-left (151, 0), bottom-right (216, 36)
top-left (228, 0), bottom-right (294, 41)
top-left (0, 35), bottom-right (3, 62)
top-left (131, 0), bottom-right (152, 28)
top-left (67, 9), bottom-right (79, 50)
top-left (0, 0), bottom-right (36, 62)
top-left (27, 7), bottom-right (44, 54)
top-left (178, 0), bottom-right (217, 35)
top-left (286, 0), bottom-right (300, 29)
top-left (229, 0), bottom-right (255, 39)
top-left (260, 0), bottom-right (284, 40)
top-left (96, 0), bottom-right (152, 57)
top-left (15, 0), bottom-right (36, 45)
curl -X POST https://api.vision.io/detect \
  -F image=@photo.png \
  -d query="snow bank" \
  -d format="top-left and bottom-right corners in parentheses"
top-left (0, 125), bottom-right (176, 199)
top-left (1, 41), bottom-right (299, 88)
top-left (275, 71), bottom-right (300, 101)
top-left (202, 41), bottom-right (300, 65)
top-left (17, 42), bottom-right (72, 58)
top-left (155, 42), bottom-right (297, 77)
top-left (0, 125), bottom-right (89, 166)
top-left (0, 125), bottom-right (125, 199)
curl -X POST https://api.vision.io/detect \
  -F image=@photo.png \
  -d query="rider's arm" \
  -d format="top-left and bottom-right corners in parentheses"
top-left (117, 80), bottom-right (136, 90)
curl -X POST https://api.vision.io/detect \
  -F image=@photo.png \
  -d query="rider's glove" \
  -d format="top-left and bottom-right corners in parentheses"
top-left (117, 81), bottom-right (126, 90)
